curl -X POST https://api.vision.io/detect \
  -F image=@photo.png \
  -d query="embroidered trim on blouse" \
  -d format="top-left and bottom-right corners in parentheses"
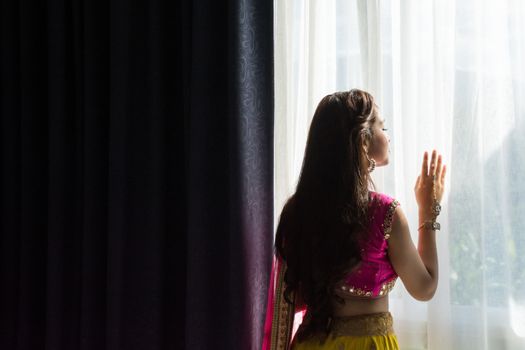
top-left (377, 277), bottom-right (397, 296)
top-left (337, 277), bottom-right (397, 298)
top-left (382, 200), bottom-right (399, 240)
top-left (339, 284), bottom-right (373, 297)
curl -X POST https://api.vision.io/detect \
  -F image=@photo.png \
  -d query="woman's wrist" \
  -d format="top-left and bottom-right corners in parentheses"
top-left (418, 221), bottom-right (440, 231)
top-left (418, 203), bottom-right (441, 231)
top-left (418, 208), bottom-right (434, 222)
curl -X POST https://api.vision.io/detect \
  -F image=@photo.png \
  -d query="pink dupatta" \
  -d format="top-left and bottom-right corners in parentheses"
top-left (262, 255), bottom-right (305, 350)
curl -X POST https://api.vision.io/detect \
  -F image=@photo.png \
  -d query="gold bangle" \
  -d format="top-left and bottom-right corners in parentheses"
top-left (418, 221), bottom-right (440, 231)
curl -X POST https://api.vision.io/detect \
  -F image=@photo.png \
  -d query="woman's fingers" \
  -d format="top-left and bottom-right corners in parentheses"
top-left (435, 155), bottom-right (443, 179)
top-left (430, 150), bottom-right (437, 176)
top-left (421, 151), bottom-right (429, 178)
top-left (421, 150), bottom-right (446, 182)
top-left (440, 164), bottom-right (447, 185)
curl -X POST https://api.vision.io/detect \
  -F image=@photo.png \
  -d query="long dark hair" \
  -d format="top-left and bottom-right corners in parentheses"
top-left (275, 89), bottom-right (378, 339)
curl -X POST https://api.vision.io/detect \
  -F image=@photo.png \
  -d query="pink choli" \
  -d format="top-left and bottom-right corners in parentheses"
top-left (335, 192), bottom-right (400, 298)
top-left (262, 192), bottom-right (400, 350)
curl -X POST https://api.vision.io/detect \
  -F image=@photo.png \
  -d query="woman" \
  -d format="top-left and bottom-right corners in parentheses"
top-left (262, 89), bottom-right (446, 350)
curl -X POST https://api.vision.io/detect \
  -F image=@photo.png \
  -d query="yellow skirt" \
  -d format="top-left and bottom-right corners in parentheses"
top-left (291, 312), bottom-right (399, 350)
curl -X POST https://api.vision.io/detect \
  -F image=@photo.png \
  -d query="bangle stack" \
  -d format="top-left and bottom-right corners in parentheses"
top-left (418, 175), bottom-right (442, 231)
top-left (418, 220), bottom-right (441, 231)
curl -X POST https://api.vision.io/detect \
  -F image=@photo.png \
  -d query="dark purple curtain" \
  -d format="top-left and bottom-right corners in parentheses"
top-left (0, 0), bottom-right (273, 349)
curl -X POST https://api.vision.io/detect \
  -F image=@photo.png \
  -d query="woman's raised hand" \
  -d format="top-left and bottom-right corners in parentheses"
top-left (414, 150), bottom-right (446, 218)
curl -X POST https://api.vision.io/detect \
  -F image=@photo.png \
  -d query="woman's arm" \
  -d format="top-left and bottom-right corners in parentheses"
top-left (388, 150), bottom-right (446, 301)
top-left (388, 206), bottom-right (438, 300)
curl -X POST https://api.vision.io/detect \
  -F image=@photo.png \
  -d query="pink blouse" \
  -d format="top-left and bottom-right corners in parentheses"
top-left (335, 192), bottom-right (400, 298)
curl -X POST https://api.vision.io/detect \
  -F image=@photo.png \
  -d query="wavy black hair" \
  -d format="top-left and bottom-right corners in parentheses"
top-left (274, 89), bottom-right (378, 341)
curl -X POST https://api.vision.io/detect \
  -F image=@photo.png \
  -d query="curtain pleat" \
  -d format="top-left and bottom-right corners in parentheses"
top-left (0, 1), bottom-right (273, 349)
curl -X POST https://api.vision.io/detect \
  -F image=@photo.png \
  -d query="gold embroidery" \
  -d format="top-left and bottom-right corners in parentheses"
top-left (337, 277), bottom-right (397, 298)
top-left (382, 200), bottom-right (399, 240)
top-left (378, 278), bottom-right (397, 296)
top-left (338, 284), bottom-right (373, 297)
top-left (330, 312), bottom-right (394, 337)
top-left (270, 260), bottom-right (295, 350)
top-left (295, 312), bottom-right (395, 344)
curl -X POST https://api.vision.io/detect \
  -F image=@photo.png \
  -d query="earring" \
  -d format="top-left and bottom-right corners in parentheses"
top-left (366, 155), bottom-right (376, 173)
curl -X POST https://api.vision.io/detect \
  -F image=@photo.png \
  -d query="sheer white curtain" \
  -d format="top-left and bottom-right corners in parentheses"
top-left (274, 0), bottom-right (525, 349)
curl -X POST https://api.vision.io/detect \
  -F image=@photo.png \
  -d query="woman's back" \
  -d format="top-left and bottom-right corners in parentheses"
top-left (331, 191), bottom-right (399, 317)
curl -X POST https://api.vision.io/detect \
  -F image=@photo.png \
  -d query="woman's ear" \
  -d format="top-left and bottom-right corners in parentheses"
top-left (361, 133), bottom-right (370, 154)
top-left (362, 144), bottom-right (369, 156)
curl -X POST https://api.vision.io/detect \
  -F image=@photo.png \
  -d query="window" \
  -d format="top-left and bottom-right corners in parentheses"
top-left (275, 0), bottom-right (525, 348)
